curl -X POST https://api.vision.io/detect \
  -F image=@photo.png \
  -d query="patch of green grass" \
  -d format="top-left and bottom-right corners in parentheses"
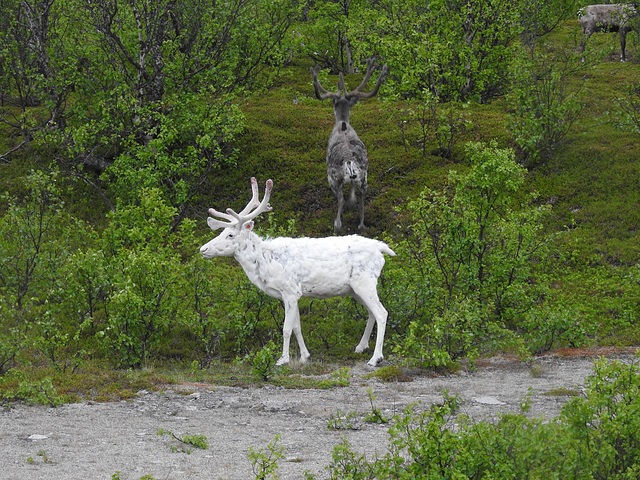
top-left (364, 365), bottom-right (405, 382)
top-left (0, 362), bottom-right (171, 405)
top-left (157, 428), bottom-right (209, 454)
top-left (544, 387), bottom-right (581, 397)
top-left (157, 361), bottom-right (352, 390)
top-left (0, 359), bottom-right (355, 406)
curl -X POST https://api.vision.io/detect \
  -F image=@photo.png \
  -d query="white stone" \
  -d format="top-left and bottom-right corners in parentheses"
top-left (473, 396), bottom-right (507, 405)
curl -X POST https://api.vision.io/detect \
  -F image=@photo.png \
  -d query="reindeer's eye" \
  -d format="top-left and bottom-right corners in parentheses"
top-left (227, 233), bottom-right (235, 239)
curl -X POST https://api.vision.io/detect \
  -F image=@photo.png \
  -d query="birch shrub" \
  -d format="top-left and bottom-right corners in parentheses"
top-left (0, 171), bottom-right (92, 372)
top-left (326, 355), bottom-right (640, 479)
top-left (74, 188), bottom-right (186, 368)
top-left (388, 142), bottom-right (556, 367)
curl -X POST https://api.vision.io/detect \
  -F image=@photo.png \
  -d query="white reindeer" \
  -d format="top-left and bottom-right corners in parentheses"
top-left (199, 177), bottom-right (396, 367)
top-left (311, 59), bottom-right (388, 235)
top-left (578, 4), bottom-right (638, 62)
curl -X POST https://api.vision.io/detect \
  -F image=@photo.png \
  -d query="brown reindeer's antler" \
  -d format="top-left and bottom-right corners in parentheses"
top-left (207, 177), bottom-right (273, 230)
top-left (311, 59), bottom-right (388, 101)
top-left (310, 65), bottom-right (339, 100)
top-left (346, 59), bottom-right (389, 100)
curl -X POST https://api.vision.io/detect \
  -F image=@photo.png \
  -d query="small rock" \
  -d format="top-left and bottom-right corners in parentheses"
top-left (473, 396), bottom-right (507, 405)
top-left (28, 434), bottom-right (48, 441)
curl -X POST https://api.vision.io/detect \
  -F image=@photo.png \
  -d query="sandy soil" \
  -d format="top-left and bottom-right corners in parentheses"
top-left (1, 349), bottom-right (636, 480)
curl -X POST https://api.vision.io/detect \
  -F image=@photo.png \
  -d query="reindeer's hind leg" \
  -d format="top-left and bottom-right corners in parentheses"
top-left (351, 279), bottom-right (387, 366)
top-left (620, 27), bottom-right (630, 62)
top-left (355, 312), bottom-right (375, 354)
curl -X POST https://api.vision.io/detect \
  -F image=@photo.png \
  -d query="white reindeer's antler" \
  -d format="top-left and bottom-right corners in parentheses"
top-left (207, 177), bottom-right (273, 231)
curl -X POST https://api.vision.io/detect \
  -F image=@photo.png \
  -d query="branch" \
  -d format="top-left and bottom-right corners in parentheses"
top-left (66, 171), bottom-right (115, 212)
top-left (0, 141), bottom-right (26, 163)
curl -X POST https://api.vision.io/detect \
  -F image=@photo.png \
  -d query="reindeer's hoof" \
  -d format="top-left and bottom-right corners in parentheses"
top-left (367, 355), bottom-right (383, 367)
top-left (355, 344), bottom-right (369, 354)
top-left (276, 356), bottom-right (290, 366)
top-left (300, 353), bottom-right (311, 364)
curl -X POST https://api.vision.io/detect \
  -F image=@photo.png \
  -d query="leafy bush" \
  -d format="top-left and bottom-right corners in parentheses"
top-left (520, 304), bottom-right (594, 354)
top-left (0, 170), bottom-right (94, 371)
top-left (561, 356), bottom-right (640, 478)
top-left (506, 45), bottom-right (584, 168)
top-left (251, 341), bottom-right (279, 381)
top-left (248, 433), bottom-right (285, 480)
top-left (325, 355), bottom-right (640, 479)
top-left (389, 142), bottom-right (555, 366)
top-left (99, 249), bottom-right (181, 368)
top-left (0, 369), bottom-right (63, 407)
top-left (81, 189), bottom-right (186, 367)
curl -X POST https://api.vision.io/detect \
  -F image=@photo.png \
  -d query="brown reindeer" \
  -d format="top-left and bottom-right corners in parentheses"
top-left (311, 59), bottom-right (388, 234)
top-left (578, 4), bottom-right (638, 62)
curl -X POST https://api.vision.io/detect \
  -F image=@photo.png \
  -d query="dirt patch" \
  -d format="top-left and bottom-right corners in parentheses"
top-left (1, 349), bottom-right (637, 480)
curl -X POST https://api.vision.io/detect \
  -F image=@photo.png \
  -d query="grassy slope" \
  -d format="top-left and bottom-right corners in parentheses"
top-left (3, 20), bottom-right (640, 400)
top-left (209, 42), bottom-right (640, 267)
top-left (545, 57), bottom-right (640, 264)
top-left (1, 20), bottom-right (639, 265)
top-left (211, 58), bottom-right (469, 242)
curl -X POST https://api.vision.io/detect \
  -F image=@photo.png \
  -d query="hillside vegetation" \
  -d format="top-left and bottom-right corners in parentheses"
top-left (1, 0), bottom-right (640, 403)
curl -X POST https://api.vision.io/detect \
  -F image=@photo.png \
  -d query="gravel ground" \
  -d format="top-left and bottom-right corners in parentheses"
top-left (1, 350), bottom-right (636, 480)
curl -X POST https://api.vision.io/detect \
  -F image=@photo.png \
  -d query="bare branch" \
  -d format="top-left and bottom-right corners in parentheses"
top-left (66, 171), bottom-right (115, 212)
top-left (0, 141), bottom-right (26, 163)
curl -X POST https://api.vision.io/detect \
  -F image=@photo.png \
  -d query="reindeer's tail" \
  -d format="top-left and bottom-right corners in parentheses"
top-left (379, 243), bottom-right (396, 257)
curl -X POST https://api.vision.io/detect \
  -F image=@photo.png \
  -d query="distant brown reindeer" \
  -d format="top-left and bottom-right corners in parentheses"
top-left (578, 4), bottom-right (638, 62)
top-left (311, 59), bottom-right (388, 234)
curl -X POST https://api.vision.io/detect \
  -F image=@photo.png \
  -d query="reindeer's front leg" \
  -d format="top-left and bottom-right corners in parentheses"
top-left (620, 28), bottom-right (629, 62)
top-left (357, 182), bottom-right (367, 232)
top-left (277, 297), bottom-right (311, 365)
top-left (333, 187), bottom-right (345, 235)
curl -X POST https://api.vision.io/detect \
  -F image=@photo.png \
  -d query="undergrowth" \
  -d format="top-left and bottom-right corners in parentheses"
top-left (322, 355), bottom-right (640, 479)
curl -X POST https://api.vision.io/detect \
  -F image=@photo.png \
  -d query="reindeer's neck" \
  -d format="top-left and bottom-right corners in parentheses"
top-left (233, 231), bottom-right (272, 294)
top-left (333, 98), bottom-right (352, 124)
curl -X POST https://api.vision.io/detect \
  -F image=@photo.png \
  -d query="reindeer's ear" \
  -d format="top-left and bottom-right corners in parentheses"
top-left (242, 220), bottom-right (254, 231)
top-left (207, 216), bottom-right (228, 231)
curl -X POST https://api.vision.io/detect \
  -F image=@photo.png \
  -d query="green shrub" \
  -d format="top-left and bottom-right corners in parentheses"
top-left (560, 356), bottom-right (640, 478)
top-left (391, 142), bottom-right (555, 366)
top-left (0, 170), bottom-right (94, 371)
top-left (248, 433), bottom-right (285, 480)
top-left (506, 45), bottom-right (584, 168)
top-left (0, 370), bottom-right (63, 407)
top-left (251, 341), bottom-right (279, 381)
top-left (324, 355), bottom-right (640, 479)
